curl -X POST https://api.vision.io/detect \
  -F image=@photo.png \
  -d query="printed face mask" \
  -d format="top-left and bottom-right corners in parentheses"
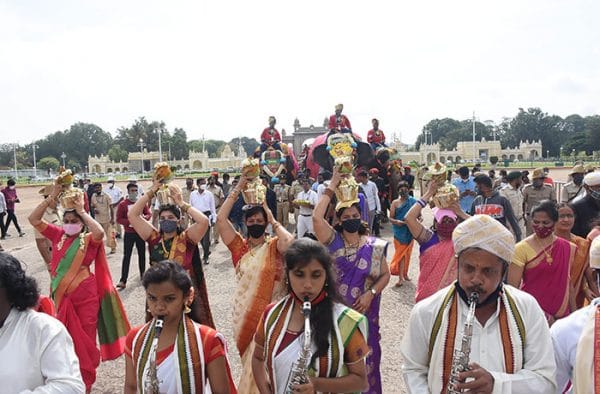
top-left (532, 224), bottom-right (554, 238)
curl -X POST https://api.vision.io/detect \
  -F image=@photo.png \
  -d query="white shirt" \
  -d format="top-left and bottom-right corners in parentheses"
top-left (295, 189), bottom-right (317, 216)
top-left (316, 181), bottom-right (331, 201)
top-left (105, 184), bottom-right (123, 205)
top-left (401, 285), bottom-right (556, 394)
top-left (361, 180), bottom-right (381, 211)
top-left (190, 190), bottom-right (216, 223)
top-left (0, 191), bottom-right (5, 213)
top-left (0, 308), bottom-right (84, 393)
top-left (550, 298), bottom-right (600, 393)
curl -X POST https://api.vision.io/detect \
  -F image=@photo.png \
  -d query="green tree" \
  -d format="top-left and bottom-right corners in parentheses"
top-left (107, 145), bottom-right (129, 163)
top-left (229, 137), bottom-right (259, 157)
top-left (115, 117), bottom-right (168, 153)
top-left (586, 115), bottom-right (600, 154)
top-left (170, 128), bottom-right (188, 160)
top-left (38, 156), bottom-right (60, 171)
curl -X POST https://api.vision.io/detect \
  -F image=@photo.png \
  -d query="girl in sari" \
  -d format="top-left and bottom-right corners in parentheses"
top-left (389, 180), bottom-right (417, 287)
top-left (129, 178), bottom-right (214, 327)
top-left (554, 203), bottom-right (599, 308)
top-left (217, 175), bottom-right (295, 393)
top-left (508, 200), bottom-right (577, 324)
top-left (404, 181), bottom-right (469, 302)
top-left (313, 168), bottom-right (390, 394)
top-left (28, 182), bottom-right (130, 392)
top-left (124, 261), bottom-right (236, 393)
top-left (252, 238), bottom-right (369, 394)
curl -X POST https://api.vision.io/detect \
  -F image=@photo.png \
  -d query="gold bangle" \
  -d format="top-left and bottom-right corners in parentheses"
top-left (180, 202), bottom-right (191, 213)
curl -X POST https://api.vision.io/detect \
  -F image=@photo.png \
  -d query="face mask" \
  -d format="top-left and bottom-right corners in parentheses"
top-left (9, 186), bottom-right (15, 190)
top-left (399, 190), bottom-right (408, 197)
top-left (532, 224), bottom-right (554, 238)
top-left (108, 183), bottom-right (114, 188)
top-left (159, 219), bottom-right (178, 233)
top-left (199, 185), bottom-right (206, 191)
top-left (128, 192), bottom-right (138, 201)
top-left (96, 191), bottom-right (102, 195)
top-left (63, 223), bottom-right (83, 236)
top-left (532, 180), bottom-right (543, 188)
top-left (573, 175), bottom-right (584, 186)
top-left (247, 224), bottom-right (267, 238)
top-left (341, 218), bottom-right (362, 233)
top-left (590, 189), bottom-right (600, 201)
top-left (436, 220), bottom-right (457, 239)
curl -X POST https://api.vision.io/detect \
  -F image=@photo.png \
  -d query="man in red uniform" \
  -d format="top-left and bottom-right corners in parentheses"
top-left (260, 116), bottom-right (282, 152)
top-left (327, 103), bottom-right (352, 132)
top-left (367, 118), bottom-right (387, 149)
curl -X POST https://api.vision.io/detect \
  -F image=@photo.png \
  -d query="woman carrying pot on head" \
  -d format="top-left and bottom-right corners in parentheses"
top-left (128, 177), bottom-right (215, 327)
top-left (217, 173), bottom-right (295, 393)
top-left (313, 167), bottom-right (390, 393)
top-left (28, 180), bottom-right (130, 392)
top-left (404, 180), bottom-right (470, 303)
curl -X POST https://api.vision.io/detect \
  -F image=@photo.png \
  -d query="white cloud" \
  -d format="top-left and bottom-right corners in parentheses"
top-left (1, 0), bottom-right (599, 146)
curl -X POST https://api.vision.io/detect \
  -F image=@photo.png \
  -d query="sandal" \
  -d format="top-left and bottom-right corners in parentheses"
top-left (116, 282), bottom-right (126, 290)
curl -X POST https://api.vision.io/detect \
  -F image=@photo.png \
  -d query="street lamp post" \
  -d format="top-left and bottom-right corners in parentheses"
top-left (60, 152), bottom-right (66, 167)
top-left (157, 127), bottom-right (163, 162)
top-left (472, 111), bottom-right (476, 163)
top-left (546, 150), bottom-right (549, 160)
top-left (138, 139), bottom-right (146, 175)
top-left (32, 144), bottom-right (38, 178)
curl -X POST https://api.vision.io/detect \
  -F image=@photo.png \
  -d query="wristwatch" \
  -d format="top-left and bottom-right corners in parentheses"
top-left (370, 288), bottom-right (377, 296)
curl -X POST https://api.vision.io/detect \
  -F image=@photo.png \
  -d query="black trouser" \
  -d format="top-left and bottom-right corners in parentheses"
top-left (119, 232), bottom-right (146, 283)
top-left (200, 211), bottom-right (211, 260)
top-left (4, 209), bottom-right (22, 234)
top-left (0, 212), bottom-right (6, 237)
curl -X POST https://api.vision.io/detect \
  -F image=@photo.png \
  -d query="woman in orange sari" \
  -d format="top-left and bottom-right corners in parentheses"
top-left (217, 175), bottom-right (295, 393)
top-left (405, 181), bottom-right (470, 302)
top-left (508, 200), bottom-right (577, 325)
top-left (28, 182), bottom-right (130, 392)
top-left (554, 203), bottom-right (600, 308)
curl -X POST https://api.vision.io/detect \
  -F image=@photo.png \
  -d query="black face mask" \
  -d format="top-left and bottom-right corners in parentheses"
top-left (341, 218), bottom-right (362, 233)
top-left (247, 224), bottom-right (267, 238)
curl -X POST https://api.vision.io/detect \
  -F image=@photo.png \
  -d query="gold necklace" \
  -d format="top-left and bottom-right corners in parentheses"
top-left (534, 235), bottom-right (554, 264)
top-left (342, 234), bottom-right (361, 259)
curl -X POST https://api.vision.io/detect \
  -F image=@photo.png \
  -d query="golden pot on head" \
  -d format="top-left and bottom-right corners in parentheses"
top-left (426, 162), bottom-right (459, 209)
top-left (334, 176), bottom-right (360, 211)
top-left (56, 167), bottom-right (74, 186)
top-left (242, 178), bottom-right (266, 206)
top-left (59, 187), bottom-right (84, 210)
top-left (241, 158), bottom-right (261, 178)
top-left (153, 162), bottom-right (176, 206)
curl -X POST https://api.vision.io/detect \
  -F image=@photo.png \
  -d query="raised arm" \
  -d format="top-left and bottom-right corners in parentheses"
top-left (263, 200), bottom-right (294, 254)
top-left (313, 170), bottom-right (339, 244)
top-left (29, 183), bottom-right (61, 227)
top-left (404, 181), bottom-right (438, 243)
top-left (217, 176), bottom-right (247, 246)
top-left (74, 195), bottom-right (104, 241)
top-left (128, 178), bottom-right (161, 241)
top-left (171, 185), bottom-right (209, 245)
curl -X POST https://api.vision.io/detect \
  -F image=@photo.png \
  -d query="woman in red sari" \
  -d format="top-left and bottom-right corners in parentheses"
top-left (404, 181), bottom-right (470, 302)
top-left (508, 200), bottom-right (577, 325)
top-left (28, 182), bottom-right (130, 392)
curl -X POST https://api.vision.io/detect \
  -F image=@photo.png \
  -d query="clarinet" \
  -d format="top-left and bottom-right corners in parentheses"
top-left (285, 297), bottom-right (312, 393)
top-left (144, 316), bottom-right (165, 394)
top-left (447, 292), bottom-right (479, 394)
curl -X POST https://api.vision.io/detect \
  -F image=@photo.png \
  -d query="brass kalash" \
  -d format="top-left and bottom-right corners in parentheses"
top-left (327, 133), bottom-right (360, 210)
top-left (56, 168), bottom-right (84, 210)
top-left (240, 158), bottom-right (267, 206)
top-left (423, 162), bottom-right (459, 208)
top-left (153, 162), bottom-right (181, 205)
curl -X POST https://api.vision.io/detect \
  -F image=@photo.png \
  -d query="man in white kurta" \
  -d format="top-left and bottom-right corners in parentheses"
top-left (401, 214), bottom-right (556, 393)
top-left (0, 308), bottom-right (84, 393)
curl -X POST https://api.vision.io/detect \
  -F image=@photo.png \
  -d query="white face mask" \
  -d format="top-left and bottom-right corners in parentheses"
top-left (199, 185), bottom-right (206, 191)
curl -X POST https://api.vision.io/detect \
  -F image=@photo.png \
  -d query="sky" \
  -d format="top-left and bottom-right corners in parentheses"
top-left (1, 0), bottom-right (599, 146)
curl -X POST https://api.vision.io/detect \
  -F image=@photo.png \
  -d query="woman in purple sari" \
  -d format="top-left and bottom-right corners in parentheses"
top-left (313, 169), bottom-right (391, 393)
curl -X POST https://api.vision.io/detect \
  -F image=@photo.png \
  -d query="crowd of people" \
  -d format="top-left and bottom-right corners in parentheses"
top-left (1, 156), bottom-right (600, 393)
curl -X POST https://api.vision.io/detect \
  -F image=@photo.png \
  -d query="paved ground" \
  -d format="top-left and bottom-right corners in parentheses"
top-left (1, 167), bottom-right (572, 393)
